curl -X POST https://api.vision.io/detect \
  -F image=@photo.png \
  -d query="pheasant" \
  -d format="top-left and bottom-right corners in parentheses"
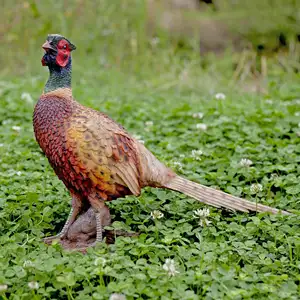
top-left (34, 34), bottom-right (289, 246)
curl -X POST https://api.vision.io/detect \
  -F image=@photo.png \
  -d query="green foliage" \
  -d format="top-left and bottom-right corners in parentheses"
top-left (216, 0), bottom-right (300, 49)
top-left (2, 1), bottom-right (299, 77)
top-left (0, 58), bottom-right (300, 298)
top-left (0, 1), bottom-right (300, 299)
top-left (1, 1), bottom-right (148, 76)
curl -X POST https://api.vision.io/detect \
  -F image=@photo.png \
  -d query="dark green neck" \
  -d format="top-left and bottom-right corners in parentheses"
top-left (44, 58), bottom-right (72, 93)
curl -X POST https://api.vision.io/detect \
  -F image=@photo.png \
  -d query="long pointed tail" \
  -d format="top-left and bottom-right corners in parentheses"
top-left (164, 176), bottom-right (291, 215)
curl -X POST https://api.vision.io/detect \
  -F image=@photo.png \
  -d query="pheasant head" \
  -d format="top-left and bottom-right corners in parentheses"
top-left (41, 34), bottom-right (76, 68)
top-left (41, 34), bottom-right (76, 93)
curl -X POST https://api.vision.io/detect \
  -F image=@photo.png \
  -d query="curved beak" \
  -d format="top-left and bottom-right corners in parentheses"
top-left (42, 40), bottom-right (56, 52)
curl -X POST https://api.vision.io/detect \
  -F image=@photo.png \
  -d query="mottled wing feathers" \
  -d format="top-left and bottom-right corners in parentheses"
top-left (65, 106), bottom-right (141, 197)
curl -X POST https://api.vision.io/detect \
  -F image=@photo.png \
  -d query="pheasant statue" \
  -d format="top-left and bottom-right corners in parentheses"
top-left (34, 34), bottom-right (289, 247)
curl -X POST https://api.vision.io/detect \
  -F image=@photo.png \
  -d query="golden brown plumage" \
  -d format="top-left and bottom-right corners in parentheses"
top-left (34, 34), bottom-right (290, 247)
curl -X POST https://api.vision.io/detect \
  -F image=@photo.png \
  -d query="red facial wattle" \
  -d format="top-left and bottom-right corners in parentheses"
top-left (55, 40), bottom-right (71, 67)
top-left (41, 39), bottom-right (71, 67)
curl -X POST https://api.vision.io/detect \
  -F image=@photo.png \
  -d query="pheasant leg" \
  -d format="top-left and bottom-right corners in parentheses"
top-left (67, 207), bottom-right (139, 246)
top-left (95, 212), bottom-right (103, 242)
top-left (87, 194), bottom-right (111, 245)
top-left (43, 196), bottom-right (82, 243)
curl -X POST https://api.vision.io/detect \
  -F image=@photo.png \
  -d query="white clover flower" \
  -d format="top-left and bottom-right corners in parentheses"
top-left (239, 158), bottom-right (253, 167)
top-left (172, 161), bottom-right (183, 172)
top-left (23, 260), bottom-right (34, 268)
top-left (145, 121), bottom-right (153, 132)
top-left (0, 284), bottom-right (8, 292)
top-left (16, 171), bottom-right (22, 176)
top-left (192, 112), bottom-right (204, 119)
top-left (133, 134), bottom-right (142, 140)
top-left (194, 208), bottom-right (210, 218)
top-left (132, 134), bottom-right (144, 144)
top-left (191, 149), bottom-right (203, 161)
top-left (21, 92), bottom-right (33, 104)
top-left (265, 99), bottom-right (273, 104)
top-left (162, 259), bottom-right (179, 277)
top-left (0, 144), bottom-right (3, 147)
top-left (28, 281), bottom-right (39, 290)
top-left (193, 208), bottom-right (211, 227)
top-left (215, 93), bottom-right (226, 100)
top-left (199, 219), bottom-right (211, 227)
top-left (12, 126), bottom-right (21, 132)
top-left (145, 121), bottom-right (153, 126)
top-left (250, 183), bottom-right (263, 194)
top-left (109, 293), bottom-right (126, 300)
top-left (270, 173), bottom-right (281, 183)
top-left (94, 257), bottom-right (107, 267)
top-left (196, 123), bottom-right (207, 131)
top-left (295, 112), bottom-right (300, 117)
top-left (270, 173), bottom-right (278, 180)
top-left (151, 210), bottom-right (164, 219)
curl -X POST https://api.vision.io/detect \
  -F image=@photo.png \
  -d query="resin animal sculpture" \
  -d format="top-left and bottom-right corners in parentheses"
top-left (34, 34), bottom-right (290, 248)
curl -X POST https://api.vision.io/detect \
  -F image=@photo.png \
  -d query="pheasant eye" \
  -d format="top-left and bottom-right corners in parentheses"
top-left (63, 45), bottom-right (67, 49)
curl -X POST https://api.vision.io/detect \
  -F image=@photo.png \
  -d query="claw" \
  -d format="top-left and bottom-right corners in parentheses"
top-left (43, 234), bottom-right (65, 244)
top-left (43, 201), bottom-right (82, 246)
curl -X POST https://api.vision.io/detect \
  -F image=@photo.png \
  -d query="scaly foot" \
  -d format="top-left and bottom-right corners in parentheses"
top-left (43, 197), bottom-right (82, 245)
top-left (43, 234), bottom-right (66, 244)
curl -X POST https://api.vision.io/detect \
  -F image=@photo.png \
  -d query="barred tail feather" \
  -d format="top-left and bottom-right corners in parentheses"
top-left (164, 176), bottom-right (290, 215)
